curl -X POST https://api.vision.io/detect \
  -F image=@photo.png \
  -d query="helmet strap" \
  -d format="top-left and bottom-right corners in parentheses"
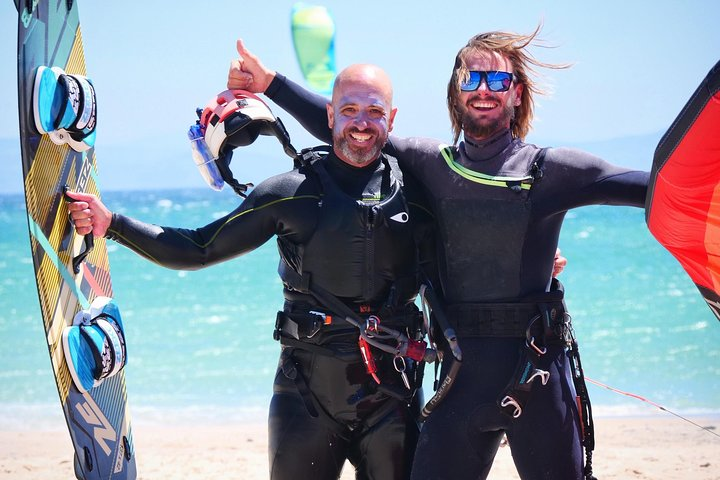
top-left (216, 150), bottom-right (254, 198)
top-left (272, 117), bottom-right (299, 160)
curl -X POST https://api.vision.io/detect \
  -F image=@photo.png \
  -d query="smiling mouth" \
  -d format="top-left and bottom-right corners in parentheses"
top-left (469, 99), bottom-right (499, 111)
top-left (349, 131), bottom-right (373, 143)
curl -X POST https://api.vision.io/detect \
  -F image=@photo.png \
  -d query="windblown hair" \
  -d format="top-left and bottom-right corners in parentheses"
top-left (447, 24), bottom-right (569, 144)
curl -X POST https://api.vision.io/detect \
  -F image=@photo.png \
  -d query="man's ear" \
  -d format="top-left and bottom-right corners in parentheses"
top-left (514, 83), bottom-right (524, 107)
top-left (388, 107), bottom-right (398, 133)
top-left (326, 103), bottom-right (334, 129)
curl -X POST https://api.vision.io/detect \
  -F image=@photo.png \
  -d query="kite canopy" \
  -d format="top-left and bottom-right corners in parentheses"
top-left (646, 60), bottom-right (720, 321)
top-left (291, 3), bottom-right (336, 95)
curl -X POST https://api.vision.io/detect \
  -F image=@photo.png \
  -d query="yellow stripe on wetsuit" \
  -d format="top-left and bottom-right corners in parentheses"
top-left (106, 194), bottom-right (322, 264)
top-left (439, 144), bottom-right (534, 190)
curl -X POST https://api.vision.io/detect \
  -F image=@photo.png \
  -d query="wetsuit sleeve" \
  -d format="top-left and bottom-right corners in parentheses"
top-left (415, 213), bottom-right (440, 291)
top-left (403, 172), bottom-right (440, 290)
top-left (538, 147), bottom-right (650, 213)
top-left (266, 73), bottom-right (333, 144)
top-left (104, 174), bottom-right (316, 270)
top-left (104, 211), bottom-right (271, 270)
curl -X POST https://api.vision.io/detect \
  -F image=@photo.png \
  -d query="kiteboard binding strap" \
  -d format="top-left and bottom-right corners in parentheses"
top-left (62, 297), bottom-right (128, 393)
top-left (63, 185), bottom-right (94, 274)
top-left (33, 66), bottom-right (97, 152)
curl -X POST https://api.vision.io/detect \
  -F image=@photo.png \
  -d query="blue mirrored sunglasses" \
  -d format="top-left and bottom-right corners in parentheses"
top-left (460, 71), bottom-right (514, 92)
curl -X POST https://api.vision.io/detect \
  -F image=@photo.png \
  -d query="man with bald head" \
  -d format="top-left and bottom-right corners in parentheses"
top-left (328, 64), bottom-right (396, 166)
top-left (66, 62), bottom-right (434, 479)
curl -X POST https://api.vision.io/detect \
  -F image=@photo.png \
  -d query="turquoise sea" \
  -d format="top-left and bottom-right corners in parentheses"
top-left (1, 189), bottom-right (718, 430)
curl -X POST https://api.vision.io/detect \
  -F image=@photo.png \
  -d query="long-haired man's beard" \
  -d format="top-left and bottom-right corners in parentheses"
top-left (461, 101), bottom-right (515, 139)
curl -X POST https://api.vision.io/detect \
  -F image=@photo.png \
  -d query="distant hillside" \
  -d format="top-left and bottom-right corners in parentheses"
top-left (0, 131), bottom-right (664, 194)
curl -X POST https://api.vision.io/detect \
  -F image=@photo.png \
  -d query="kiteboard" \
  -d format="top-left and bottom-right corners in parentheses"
top-left (646, 59), bottom-right (720, 322)
top-left (15, 1), bottom-right (137, 478)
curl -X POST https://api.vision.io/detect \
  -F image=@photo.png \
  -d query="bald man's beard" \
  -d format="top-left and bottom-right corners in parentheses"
top-left (334, 132), bottom-right (387, 166)
top-left (461, 102), bottom-right (516, 140)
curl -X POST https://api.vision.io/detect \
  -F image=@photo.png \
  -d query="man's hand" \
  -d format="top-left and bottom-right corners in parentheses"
top-left (553, 248), bottom-right (567, 277)
top-left (66, 191), bottom-right (112, 237)
top-left (227, 39), bottom-right (277, 92)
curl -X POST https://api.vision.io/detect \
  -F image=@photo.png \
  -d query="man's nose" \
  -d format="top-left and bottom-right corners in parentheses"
top-left (352, 115), bottom-right (369, 128)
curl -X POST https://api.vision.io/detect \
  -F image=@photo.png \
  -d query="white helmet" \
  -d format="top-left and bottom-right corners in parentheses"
top-left (188, 90), bottom-right (296, 196)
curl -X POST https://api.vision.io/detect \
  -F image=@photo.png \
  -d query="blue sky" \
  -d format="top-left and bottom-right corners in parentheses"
top-left (1, 1), bottom-right (719, 193)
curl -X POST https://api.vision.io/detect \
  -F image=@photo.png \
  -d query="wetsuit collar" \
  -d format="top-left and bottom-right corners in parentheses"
top-left (323, 150), bottom-right (384, 198)
top-left (325, 150), bottom-right (382, 173)
top-left (462, 129), bottom-right (513, 162)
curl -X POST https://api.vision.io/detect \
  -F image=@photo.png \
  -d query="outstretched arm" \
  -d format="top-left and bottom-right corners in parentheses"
top-left (65, 189), bottom-right (280, 270)
top-left (538, 148), bottom-right (649, 213)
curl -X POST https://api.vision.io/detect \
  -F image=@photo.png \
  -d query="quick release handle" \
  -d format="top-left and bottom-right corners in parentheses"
top-left (63, 185), bottom-right (94, 274)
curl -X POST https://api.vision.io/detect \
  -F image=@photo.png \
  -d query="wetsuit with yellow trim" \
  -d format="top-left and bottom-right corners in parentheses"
top-left (105, 149), bottom-right (435, 480)
top-left (259, 73), bottom-right (650, 480)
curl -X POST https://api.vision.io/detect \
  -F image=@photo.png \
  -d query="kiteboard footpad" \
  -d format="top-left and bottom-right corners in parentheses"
top-left (62, 297), bottom-right (127, 393)
top-left (32, 65), bottom-right (97, 152)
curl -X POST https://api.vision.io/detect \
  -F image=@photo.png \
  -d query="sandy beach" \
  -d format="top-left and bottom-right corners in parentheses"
top-left (1, 416), bottom-right (718, 479)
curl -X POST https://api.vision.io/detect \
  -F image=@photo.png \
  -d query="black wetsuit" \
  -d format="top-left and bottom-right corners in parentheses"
top-left (105, 150), bottom-right (435, 480)
top-left (262, 74), bottom-right (650, 480)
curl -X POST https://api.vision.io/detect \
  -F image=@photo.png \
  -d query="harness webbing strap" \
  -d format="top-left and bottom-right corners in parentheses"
top-left (280, 348), bottom-right (350, 440)
top-left (448, 303), bottom-right (540, 337)
top-left (279, 347), bottom-right (409, 439)
top-left (278, 336), bottom-right (360, 362)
